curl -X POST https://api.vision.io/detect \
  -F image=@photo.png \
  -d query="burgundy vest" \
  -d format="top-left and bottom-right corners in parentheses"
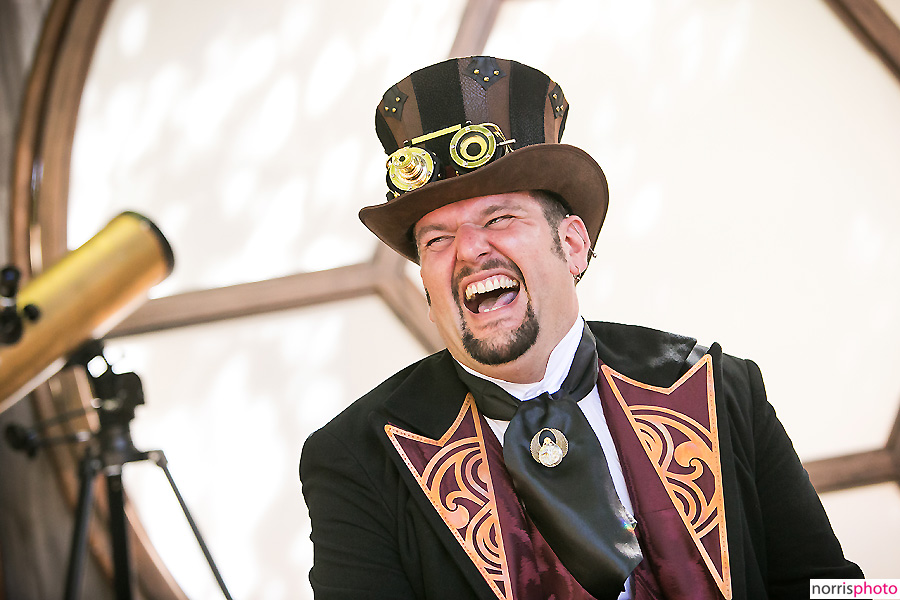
top-left (384, 355), bottom-right (731, 600)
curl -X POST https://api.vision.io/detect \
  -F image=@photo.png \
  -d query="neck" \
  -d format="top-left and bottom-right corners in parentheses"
top-left (463, 353), bottom-right (548, 384)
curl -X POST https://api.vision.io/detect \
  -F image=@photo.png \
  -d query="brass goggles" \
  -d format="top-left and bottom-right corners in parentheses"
top-left (386, 122), bottom-right (515, 196)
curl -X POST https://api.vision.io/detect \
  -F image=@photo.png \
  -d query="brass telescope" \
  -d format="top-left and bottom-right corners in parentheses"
top-left (0, 211), bottom-right (174, 411)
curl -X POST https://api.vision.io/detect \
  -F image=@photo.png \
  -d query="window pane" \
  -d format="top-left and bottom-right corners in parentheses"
top-left (69, 0), bottom-right (465, 295)
top-left (113, 297), bottom-right (428, 599)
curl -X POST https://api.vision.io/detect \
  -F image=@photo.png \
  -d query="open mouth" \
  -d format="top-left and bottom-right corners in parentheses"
top-left (463, 274), bottom-right (520, 314)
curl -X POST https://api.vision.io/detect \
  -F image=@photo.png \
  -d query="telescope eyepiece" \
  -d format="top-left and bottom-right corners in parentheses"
top-left (0, 266), bottom-right (41, 346)
top-left (1, 266), bottom-right (21, 298)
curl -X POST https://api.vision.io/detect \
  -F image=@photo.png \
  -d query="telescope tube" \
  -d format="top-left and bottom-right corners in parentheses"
top-left (0, 211), bottom-right (174, 410)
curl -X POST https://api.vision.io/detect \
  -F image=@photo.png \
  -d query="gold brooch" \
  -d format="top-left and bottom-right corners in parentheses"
top-left (530, 428), bottom-right (568, 467)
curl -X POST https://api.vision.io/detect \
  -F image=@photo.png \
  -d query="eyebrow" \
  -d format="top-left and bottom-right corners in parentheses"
top-left (414, 202), bottom-right (526, 244)
top-left (414, 222), bottom-right (447, 244)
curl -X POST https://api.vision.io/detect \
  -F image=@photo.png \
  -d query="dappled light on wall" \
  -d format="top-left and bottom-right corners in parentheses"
top-left (68, 0), bottom-right (466, 294)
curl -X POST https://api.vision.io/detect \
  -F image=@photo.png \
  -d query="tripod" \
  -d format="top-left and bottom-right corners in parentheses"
top-left (6, 343), bottom-right (233, 600)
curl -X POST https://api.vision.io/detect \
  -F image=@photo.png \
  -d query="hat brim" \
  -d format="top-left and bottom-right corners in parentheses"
top-left (359, 144), bottom-right (609, 262)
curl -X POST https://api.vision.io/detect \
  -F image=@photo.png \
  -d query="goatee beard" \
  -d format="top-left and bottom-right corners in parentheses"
top-left (460, 302), bottom-right (539, 365)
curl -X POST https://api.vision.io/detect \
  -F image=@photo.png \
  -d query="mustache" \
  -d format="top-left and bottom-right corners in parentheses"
top-left (451, 258), bottom-right (524, 304)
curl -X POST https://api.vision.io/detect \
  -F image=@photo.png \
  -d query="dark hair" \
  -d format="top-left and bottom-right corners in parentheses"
top-left (529, 190), bottom-right (571, 260)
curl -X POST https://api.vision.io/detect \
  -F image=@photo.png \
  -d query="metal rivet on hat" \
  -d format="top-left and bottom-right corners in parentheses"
top-left (549, 83), bottom-right (566, 119)
top-left (464, 57), bottom-right (506, 90)
top-left (381, 85), bottom-right (407, 121)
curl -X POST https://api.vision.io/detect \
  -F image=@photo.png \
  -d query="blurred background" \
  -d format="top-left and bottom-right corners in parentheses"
top-left (1, 0), bottom-right (899, 598)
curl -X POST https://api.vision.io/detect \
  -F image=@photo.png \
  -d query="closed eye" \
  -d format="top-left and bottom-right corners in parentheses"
top-left (423, 235), bottom-right (453, 251)
top-left (485, 215), bottom-right (514, 227)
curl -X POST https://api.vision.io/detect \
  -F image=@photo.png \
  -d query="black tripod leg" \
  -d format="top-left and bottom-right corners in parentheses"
top-left (150, 451), bottom-right (233, 600)
top-left (64, 451), bottom-right (100, 600)
top-left (106, 469), bottom-right (134, 600)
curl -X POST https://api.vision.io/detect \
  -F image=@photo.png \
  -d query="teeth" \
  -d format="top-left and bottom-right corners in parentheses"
top-left (464, 275), bottom-right (518, 300)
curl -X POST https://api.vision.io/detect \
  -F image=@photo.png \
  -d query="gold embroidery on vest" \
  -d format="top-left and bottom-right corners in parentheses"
top-left (602, 355), bottom-right (732, 600)
top-left (385, 395), bottom-right (512, 600)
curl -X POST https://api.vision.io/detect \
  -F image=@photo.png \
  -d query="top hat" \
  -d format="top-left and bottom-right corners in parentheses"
top-left (359, 56), bottom-right (609, 263)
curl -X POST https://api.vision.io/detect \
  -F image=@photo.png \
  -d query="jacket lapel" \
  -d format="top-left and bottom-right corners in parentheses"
top-left (373, 351), bottom-right (507, 599)
top-left (599, 344), bottom-right (732, 599)
top-left (385, 395), bottom-right (513, 600)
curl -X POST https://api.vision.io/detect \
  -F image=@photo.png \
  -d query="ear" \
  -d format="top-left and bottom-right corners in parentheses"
top-left (559, 215), bottom-right (590, 279)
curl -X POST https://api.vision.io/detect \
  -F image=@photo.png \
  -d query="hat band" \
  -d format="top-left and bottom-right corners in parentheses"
top-left (385, 122), bottom-right (516, 197)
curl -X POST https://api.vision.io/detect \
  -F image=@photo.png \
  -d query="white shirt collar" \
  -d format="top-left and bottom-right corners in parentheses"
top-left (457, 317), bottom-right (585, 401)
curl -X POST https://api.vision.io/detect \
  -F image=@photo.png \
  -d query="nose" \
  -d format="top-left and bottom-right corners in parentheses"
top-left (455, 223), bottom-right (491, 263)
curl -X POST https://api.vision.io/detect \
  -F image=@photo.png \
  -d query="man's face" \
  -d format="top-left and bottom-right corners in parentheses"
top-left (414, 191), bottom-right (588, 382)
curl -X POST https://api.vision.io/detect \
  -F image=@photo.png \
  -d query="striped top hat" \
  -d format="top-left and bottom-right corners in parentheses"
top-left (359, 56), bottom-right (609, 262)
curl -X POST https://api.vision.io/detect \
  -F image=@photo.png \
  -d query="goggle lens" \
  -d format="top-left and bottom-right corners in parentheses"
top-left (385, 122), bottom-right (513, 196)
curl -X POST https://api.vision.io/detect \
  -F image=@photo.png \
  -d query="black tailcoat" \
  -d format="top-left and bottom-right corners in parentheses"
top-left (300, 322), bottom-right (861, 599)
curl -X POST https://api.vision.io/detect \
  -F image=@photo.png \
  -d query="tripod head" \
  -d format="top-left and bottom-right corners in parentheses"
top-left (5, 340), bottom-right (147, 468)
top-left (5, 342), bottom-right (234, 600)
top-left (69, 340), bottom-right (145, 420)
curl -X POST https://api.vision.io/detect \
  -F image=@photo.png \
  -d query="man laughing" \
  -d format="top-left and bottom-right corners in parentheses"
top-left (300, 56), bottom-right (861, 600)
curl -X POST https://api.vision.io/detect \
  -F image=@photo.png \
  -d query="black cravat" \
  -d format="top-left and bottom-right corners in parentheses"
top-left (454, 324), bottom-right (642, 599)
